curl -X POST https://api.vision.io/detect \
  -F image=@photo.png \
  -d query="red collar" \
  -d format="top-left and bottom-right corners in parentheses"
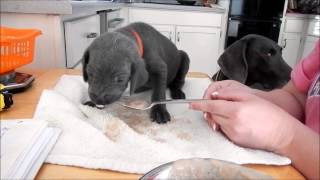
top-left (130, 29), bottom-right (144, 57)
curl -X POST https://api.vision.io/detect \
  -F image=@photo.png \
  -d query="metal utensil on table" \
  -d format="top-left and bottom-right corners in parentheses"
top-left (118, 98), bottom-right (209, 110)
top-left (140, 158), bottom-right (274, 180)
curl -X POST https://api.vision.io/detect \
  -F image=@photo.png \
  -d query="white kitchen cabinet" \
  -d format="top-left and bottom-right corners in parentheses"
top-left (280, 17), bottom-right (305, 67)
top-left (280, 14), bottom-right (320, 67)
top-left (301, 35), bottom-right (319, 59)
top-left (281, 33), bottom-right (302, 68)
top-left (64, 14), bottom-right (100, 69)
top-left (306, 19), bottom-right (320, 37)
top-left (128, 8), bottom-right (224, 76)
top-left (284, 19), bottom-right (305, 33)
top-left (151, 24), bottom-right (176, 43)
top-left (175, 26), bottom-right (221, 76)
top-left (301, 19), bottom-right (320, 59)
top-left (150, 24), bottom-right (221, 76)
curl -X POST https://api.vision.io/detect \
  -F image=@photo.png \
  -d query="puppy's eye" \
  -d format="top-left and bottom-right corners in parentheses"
top-left (267, 49), bottom-right (276, 56)
top-left (114, 77), bottom-right (124, 83)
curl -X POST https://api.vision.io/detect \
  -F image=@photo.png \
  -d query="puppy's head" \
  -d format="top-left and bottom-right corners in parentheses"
top-left (244, 35), bottom-right (292, 89)
top-left (218, 34), bottom-right (291, 89)
top-left (82, 32), bottom-right (148, 105)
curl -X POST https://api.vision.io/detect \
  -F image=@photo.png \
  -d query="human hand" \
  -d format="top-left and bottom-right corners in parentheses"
top-left (202, 80), bottom-right (254, 130)
top-left (190, 90), bottom-right (298, 152)
top-left (203, 80), bottom-right (254, 99)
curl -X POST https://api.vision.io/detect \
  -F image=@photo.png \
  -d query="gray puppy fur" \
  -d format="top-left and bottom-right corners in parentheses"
top-left (212, 34), bottom-right (291, 90)
top-left (82, 22), bottom-right (190, 124)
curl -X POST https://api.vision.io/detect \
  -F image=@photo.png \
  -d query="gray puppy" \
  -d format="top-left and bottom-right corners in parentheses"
top-left (82, 22), bottom-right (190, 123)
top-left (212, 34), bottom-right (291, 90)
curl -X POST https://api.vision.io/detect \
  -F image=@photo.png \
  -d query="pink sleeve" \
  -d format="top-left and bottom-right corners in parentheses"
top-left (291, 40), bottom-right (320, 93)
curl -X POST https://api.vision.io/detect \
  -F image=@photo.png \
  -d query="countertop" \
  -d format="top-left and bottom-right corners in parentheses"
top-left (71, 1), bottom-right (225, 13)
top-left (0, 0), bottom-right (73, 14)
top-left (1, 0), bottom-right (226, 17)
top-left (66, 1), bottom-right (226, 20)
top-left (0, 68), bottom-right (306, 180)
top-left (286, 12), bottom-right (320, 19)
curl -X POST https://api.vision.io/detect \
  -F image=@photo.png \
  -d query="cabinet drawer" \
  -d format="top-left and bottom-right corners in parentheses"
top-left (284, 19), bottom-right (305, 33)
top-left (64, 14), bottom-right (100, 68)
top-left (129, 8), bottom-right (222, 27)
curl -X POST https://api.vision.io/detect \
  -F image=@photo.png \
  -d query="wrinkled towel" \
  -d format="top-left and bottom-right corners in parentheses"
top-left (34, 75), bottom-right (290, 174)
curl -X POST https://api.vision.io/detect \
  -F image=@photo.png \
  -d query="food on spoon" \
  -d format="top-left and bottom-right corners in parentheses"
top-left (95, 104), bottom-right (105, 109)
top-left (126, 100), bottom-right (148, 109)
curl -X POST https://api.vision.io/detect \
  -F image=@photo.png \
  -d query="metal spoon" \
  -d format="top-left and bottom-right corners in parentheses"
top-left (118, 98), bottom-right (209, 110)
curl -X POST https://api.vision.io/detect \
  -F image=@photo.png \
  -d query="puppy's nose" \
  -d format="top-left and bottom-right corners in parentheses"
top-left (90, 93), bottom-right (98, 100)
top-left (103, 94), bottom-right (120, 104)
top-left (103, 95), bottom-right (114, 103)
top-left (90, 93), bottom-right (104, 104)
top-left (104, 94), bottom-right (112, 99)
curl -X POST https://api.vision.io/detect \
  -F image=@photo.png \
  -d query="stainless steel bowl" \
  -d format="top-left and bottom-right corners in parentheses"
top-left (140, 158), bottom-right (273, 180)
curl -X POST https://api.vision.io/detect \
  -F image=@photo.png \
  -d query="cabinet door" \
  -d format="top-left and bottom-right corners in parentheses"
top-left (150, 24), bottom-right (175, 43)
top-left (281, 33), bottom-right (301, 68)
top-left (301, 35), bottom-right (319, 59)
top-left (176, 26), bottom-right (221, 77)
top-left (64, 14), bottom-right (100, 69)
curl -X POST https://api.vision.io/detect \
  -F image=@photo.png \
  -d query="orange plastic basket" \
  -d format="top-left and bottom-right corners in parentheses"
top-left (0, 27), bottom-right (42, 75)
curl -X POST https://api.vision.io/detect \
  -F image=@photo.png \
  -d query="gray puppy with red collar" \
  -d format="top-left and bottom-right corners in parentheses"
top-left (82, 22), bottom-right (190, 123)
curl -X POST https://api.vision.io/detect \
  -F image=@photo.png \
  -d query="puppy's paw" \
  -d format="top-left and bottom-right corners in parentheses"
top-left (151, 105), bottom-right (171, 124)
top-left (170, 89), bottom-right (186, 99)
top-left (84, 101), bottom-right (96, 107)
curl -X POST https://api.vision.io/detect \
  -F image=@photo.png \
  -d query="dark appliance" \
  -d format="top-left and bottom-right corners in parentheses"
top-left (225, 0), bottom-right (286, 47)
top-left (142, 0), bottom-right (201, 6)
top-left (142, 0), bottom-right (180, 5)
top-left (0, 72), bottom-right (34, 92)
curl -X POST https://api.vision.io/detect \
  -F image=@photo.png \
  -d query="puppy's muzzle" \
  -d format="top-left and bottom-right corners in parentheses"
top-left (89, 93), bottom-right (121, 105)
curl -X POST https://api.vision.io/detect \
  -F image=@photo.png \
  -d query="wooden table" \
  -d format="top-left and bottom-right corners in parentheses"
top-left (0, 68), bottom-right (305, 180)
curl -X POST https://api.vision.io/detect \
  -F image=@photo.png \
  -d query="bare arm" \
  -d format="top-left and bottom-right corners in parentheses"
top-left (192, 80), bottom-right (319, 179)
top-left (277, 120), bottom-right (320, 180)
top-left (253, 81), bottom-right (306, 121)
top-left (248, 82), bottom-right (319, 179)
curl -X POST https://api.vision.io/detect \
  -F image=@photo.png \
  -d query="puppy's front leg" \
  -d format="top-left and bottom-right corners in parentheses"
top-left (149, 64), bottom-right (170, 124)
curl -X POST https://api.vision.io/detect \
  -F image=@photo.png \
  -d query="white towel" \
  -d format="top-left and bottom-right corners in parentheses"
top-left (34, 75), bottom-right (290, 174)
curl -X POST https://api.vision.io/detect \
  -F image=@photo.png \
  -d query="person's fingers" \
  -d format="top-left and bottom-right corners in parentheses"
top-left (209, 113), bottom-right (230, 127)
top-left (190, 100), bottom-right (230, 114)
top-left (203, 112), bottom-right (210, 121)
top-left (190, 100), bottom-right (236, 126)
top-left (211, 91), bottom-right (219, 99)
top-left (219, 125), bottom-right (233, 141)
top-left (204, 112), bottom-right (219, 131)
top-left (208, 117), bottom-right (220, 131)
top-left (204, 112), bottom-right (214, 129)
top-left (213, 89), bottom-right (254, 102)
top-left (203, 81), bottom-right (228, 99)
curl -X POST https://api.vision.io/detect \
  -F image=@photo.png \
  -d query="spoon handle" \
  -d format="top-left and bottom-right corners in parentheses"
top-left (154, 99), bottom-right (210, 105)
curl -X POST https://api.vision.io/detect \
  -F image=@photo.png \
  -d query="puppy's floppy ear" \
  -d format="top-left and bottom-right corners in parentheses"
top-left (81, 50), bottom-right (90, 82)
top-left (130, 58), bottom-right (148, 95)
top-left (218, 37), bottom-right (249, 83)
